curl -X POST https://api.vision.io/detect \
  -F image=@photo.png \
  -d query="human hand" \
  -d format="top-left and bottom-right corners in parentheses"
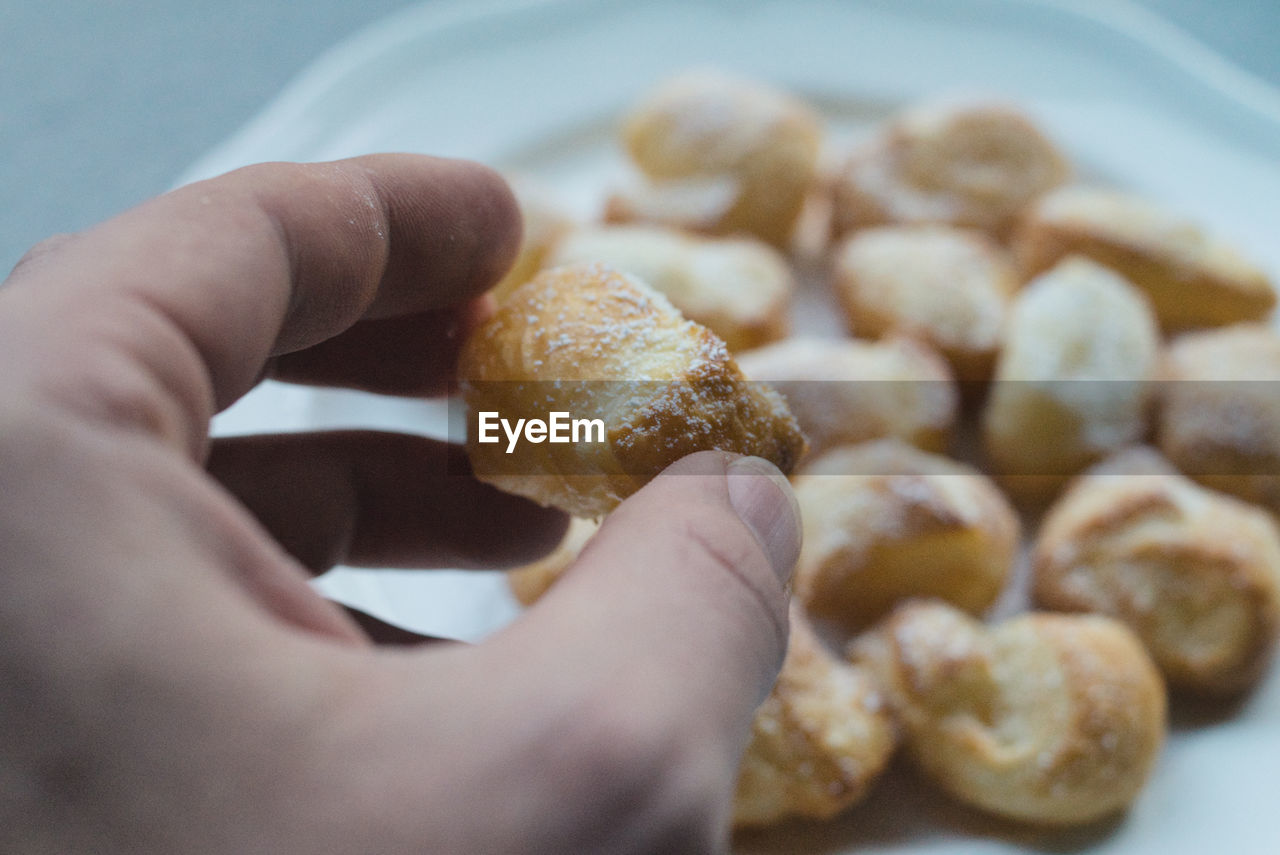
top-left (0, 155), bottom-right (800, 854)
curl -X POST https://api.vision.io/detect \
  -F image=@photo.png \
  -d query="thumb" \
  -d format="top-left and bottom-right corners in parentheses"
top-left (490, 449), bottom-right (800, 758)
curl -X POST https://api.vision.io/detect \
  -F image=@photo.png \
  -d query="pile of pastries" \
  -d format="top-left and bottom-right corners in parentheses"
top-left (458, 70), bottom-right (1280, 835)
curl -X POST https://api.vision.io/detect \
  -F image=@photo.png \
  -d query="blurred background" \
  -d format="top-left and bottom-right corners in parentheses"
top-left (2, 0), bottom-right (1278, 276)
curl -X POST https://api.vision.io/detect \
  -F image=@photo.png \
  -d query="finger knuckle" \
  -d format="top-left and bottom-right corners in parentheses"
top-left (31, 312), bottom-right (209, 454)
top-left (8, 233), bottom-right (78, 280)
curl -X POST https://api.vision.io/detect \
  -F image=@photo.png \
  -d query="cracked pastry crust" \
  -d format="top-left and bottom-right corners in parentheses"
top-left (829, 99), bottom-right (1068, 240)
top-left (1156, 324), bottom-right (1280, 517)
top-left (1033, 447), bottom-right (1280, 695)
top-left (1013, 185), bottom-right (1276, 331)
top-left (606, 69), bottom-right (822, 247)
top-left (793, 440), bottom-right (1020, 632)
top-left (831, 224), bottom-right (1017, 382)
top-left (982, 256), bottom-right (1159, 502)
top-left (850, 600), bottom-right (1166, 826)
top-left (458, 262), bottom-right (807, 518)
top-left (545, 224), bottom-right (793, 352)
top-left (734, 606), bottom-right (898, 828)
top-left (736, 335), bottom-right (957, 458)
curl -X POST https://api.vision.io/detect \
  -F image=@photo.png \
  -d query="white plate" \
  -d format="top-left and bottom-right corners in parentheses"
top-left (183, 1), bottom-right (1280, 852)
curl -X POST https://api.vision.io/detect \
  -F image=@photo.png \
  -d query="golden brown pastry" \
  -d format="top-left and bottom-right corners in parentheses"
top-left (736, 336), bottom-right (957, 457)
top-left (831, 224), bottom-right (1018, 382)
top-left (606, 69), bottom-right (822, 247)
top-left (982, 256), bottom-right (1159, 501)
top-left (1157, 324), bottom-right (1280, 515)
top-left (734, 606), bottom-right (898, 827)
top-left (850, 600), bottom-right (1166, 826)
top-left (1033, 447), bottom-right (1280, 695)
top-left (829, 99), bottom-right (1068, 240)
top-left (458, 263), bottom-right (807, 518)
top-left (488, 175), bottom-right (575, 304)
top-left (506, 517), bottom-right (599, 606)
top-left (1013, 185), bottom-right (1276, 330)
top-left (545, 224), bottom-right (792, 352)
top-left (792, 441), bottom-right (1019, 632)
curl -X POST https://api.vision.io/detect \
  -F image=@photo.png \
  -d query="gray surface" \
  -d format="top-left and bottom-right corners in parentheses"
top-left (1, 0), bottom-right (414, 274)
top-left (3, 0), bottom-right (1278, 276)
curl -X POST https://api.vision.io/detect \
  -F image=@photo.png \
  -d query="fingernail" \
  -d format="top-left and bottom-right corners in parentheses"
top-left (726, 456), bottom-right (802, 585)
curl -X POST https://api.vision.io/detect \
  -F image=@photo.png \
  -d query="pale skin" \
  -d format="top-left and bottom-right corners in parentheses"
top-left (0, 154), bottom-right (802, 854)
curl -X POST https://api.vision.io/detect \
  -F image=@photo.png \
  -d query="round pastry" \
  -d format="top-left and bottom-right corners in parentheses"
top-left (734, 606), bottom-right (898, 827)
top-left (736, 335), bottom-right (957, 457)
top-left (1034, 446), bottom-right (1280, 695)
top-left (458, 262), bottom-right (807, 518)
top-left (545, 224), bottom-right (792, 352)
top-left (793, 440), bottom-right (1019, 632)
top-left (506, 517), bottom-right (600, 606)
top-left (850, 600), bottom-right (1166, 826)
top-left (982, 256), bottom-right (1159, 502)
top-left (829, 99), bottom-right (1069, 240)
top-left (606, 69), bottom-right (822, 247)
top-left (488, 175), bottom-right (575, 304)
top-left (1012, 185), bottom-right (1276, 331)
top-left (830, 224), bottom-right (1018, 382)
top-left (1157, 324), bottom-right (1280, 516)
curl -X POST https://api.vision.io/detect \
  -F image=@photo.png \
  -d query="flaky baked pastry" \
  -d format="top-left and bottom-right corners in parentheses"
top-left (982, 256), bottom-right (1159, 501)
top-left (488, 175), bottom-right (575, 304)
top-left (1013, 185), bottom-right (1276, 331)
top-left (850, 600), bottom-right (1166, 826)
top-left (793, 441), bottom-right (1019, 632)
top-left (458, 263), bottom-right (807, 518)
top-left (1033, 447), bottom-right (1280, 695)
top-left (736, 336), bottom-right (957, 457)
top-left (506, 517), bottom-right (599, 606)
top-left (1157, 324), bottom-right (1280, 516)
top-left (606, 69), bottom-right (822, 247)
top-left (829, 100), bottom-right (1068, 240)
top-left (734, 606), bottom-right (898, 827)
top-left (831, 224), bottom-right (1017, 382)
top-left (545, 224), bottom-right (792, 352)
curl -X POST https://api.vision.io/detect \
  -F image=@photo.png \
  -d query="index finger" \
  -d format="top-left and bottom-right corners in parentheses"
top-left (2, 154), bottom-right (519, 454)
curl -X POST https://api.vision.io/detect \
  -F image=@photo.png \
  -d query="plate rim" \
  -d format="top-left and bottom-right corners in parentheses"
top-left (176, 0), bottom-right (1280, 187)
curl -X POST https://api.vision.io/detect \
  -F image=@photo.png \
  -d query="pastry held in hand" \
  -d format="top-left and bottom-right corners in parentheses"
top-left (1013, 185), bottom-right (1276, 331)
top-left (733, 606), bottom-right (898, 828)
top-left (1034, 447), bottom-right (1280, 695)
top-left (459, 263), bottom-right (807, 518)
top-left (794, 440), bottom-right (1019, 632)
top-left (851, 600), bottom-right (1166, 826)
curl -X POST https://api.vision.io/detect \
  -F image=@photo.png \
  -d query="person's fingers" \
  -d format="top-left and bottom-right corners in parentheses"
top-left (317, 452), bottom-right (801, 852)
top-left (495, 451), bottom-right (799, 770)
top-left (265, 300), bottom-right (491, 396)
top-left (2, 154), bottom-right (520, 457)
top-left (206, 431), bottom-right (568, 573)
